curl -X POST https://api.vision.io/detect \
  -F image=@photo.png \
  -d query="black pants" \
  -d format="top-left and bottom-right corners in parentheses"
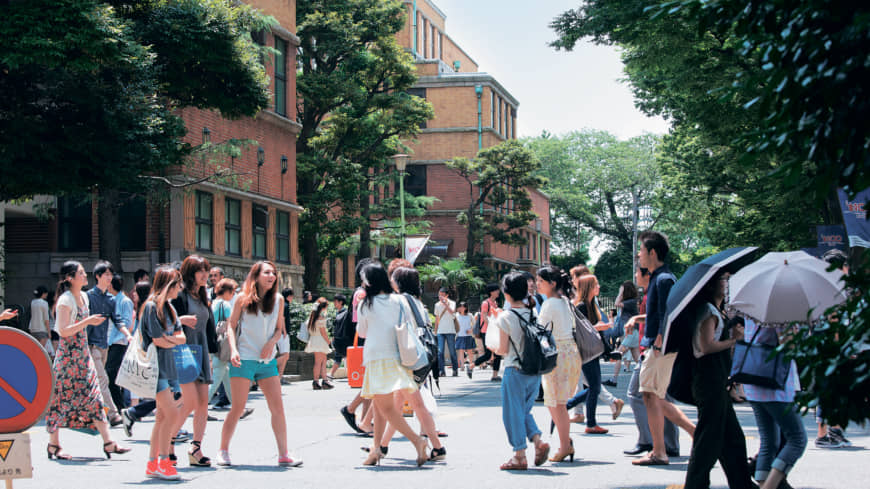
top-left (105, 343), bottom-right (128, 413)
top-left (685, 352), bottom-right (752, 489)
top-left (474, 348), bottom-right (501, 374)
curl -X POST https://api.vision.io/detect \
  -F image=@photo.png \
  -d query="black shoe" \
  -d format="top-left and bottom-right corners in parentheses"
top-left (239, 407), bottom-right (254, 420)
top-left (550, 420), bottom-right (555, 435)
top-left (207, 414), bottom-right (219, 421)
top-left (120, 408), bottom-right (135, 438)
top-left (341, 406), bottom-right (364, 434)
top-left (212, 403), bottom-right (230, 411)
top-left (429, 446), bottom-right (446, 461)
top-left (602, 379), bottom-right (618, 387)
top-left (666, 449), bottom-right (679, 458)
top-left (623, 444), bottom-right (653, 455)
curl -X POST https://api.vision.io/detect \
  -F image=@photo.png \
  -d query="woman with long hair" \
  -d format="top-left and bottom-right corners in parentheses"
top-left (305, 297), bottom-right (333, 390)
top-left (683, 273), bottom-right (754, 489)
top-left (357, 262), bottom-right (429, 467)
top-left (170, 254), bottom-right (215, 467)
top-left (375, 266), bottom-right (447, 461)
top-left (141, 267), bottom-right (188, 480)
top-left (566, 273), bottom-right (610, 434)
top-left (473, 283), bottom-right (503, 380)
top-left (45, 261), bottom-right (130, 461)
top-left (218, 261), bottom-right (301, 467)
top-left (537, 266), bottom-right (582, 462)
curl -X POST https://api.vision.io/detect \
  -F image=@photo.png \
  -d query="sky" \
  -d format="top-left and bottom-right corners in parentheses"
top-left (428, 0), bottom-right (670, 140)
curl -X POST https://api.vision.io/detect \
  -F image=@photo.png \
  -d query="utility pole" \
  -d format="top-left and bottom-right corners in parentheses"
top-left (631, 186), bottom-right (639, 283)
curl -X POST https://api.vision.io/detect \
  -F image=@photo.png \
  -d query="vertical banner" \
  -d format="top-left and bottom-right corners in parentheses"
top-left (838, 188), bottom-right (870, 248)
top-left (817, 225), bottom-right (848, 251)
top-left (405, 235), bottom-right (430, 265)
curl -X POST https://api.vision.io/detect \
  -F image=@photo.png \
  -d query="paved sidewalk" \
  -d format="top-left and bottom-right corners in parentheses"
top-left (13, 362), bottom-right (868, 488)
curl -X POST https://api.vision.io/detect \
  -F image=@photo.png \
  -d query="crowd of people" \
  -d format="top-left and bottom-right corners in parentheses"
top-left (4, 229), bottom-right (851, 486)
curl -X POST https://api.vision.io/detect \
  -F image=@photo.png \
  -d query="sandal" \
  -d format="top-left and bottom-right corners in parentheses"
top-left (632, 454), bottom-right (669, 466)
top-left (500, 455), bottom-right (528, 470)
top-left (533, 442), bottom-right (550, 466)
top-left (103, 441), bottom-right (132, 459)
top-left (188, 441), bottom-right (211, 467)
top-left (47, 444), bottom-right (72, 460)
top-left (414, 437), bottom-right (430, 467)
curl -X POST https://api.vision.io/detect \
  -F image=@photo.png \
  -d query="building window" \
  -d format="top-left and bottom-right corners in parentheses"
top-left (195, 191), bottom-right (213, 251)
top-left (329, 257), bottom-right (336, 286)
top-left (498, 99), bottom-right (503, 135)
top-left (119, 197), bottom-right (146, 251)
top-left (252, 204), bottom-right (267, 258)
top-left (438, 32), bottom-right (443, 60)
top-left (491, 92), bottom-right (496, 128)
top-left (57, 195), bottom-right (92, 252)
top-left (274, 36), bottom-right (288, 116)
top-left (532, 233), bottom-right (537, 263)
top-left (225, 198), bottom-right (241, 256)
top-left (405, 164), bottom-right (427, 197)
top-left (276, 210), bottom-right (290, 263)
top-left (342, 255), bottom-right (350, 287)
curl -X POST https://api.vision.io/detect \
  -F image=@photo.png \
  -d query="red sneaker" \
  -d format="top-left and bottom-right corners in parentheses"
top-left (145, 459), bottom-right (159, 478)
top-left (157, 457), bottom-right (181, 480)
top-left (585, 425), bottom-right (609, 434)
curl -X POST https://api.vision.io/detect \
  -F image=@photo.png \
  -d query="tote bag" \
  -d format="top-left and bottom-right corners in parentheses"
top-left (174, 344), bottom-right (201, 384)
top-left (116, 328), bottom-right (158, 399)
top-left (346, 332), bottom-right (365, 388)
top-left (396, 299), bottom-right (427, 368)
top-left (572, 304), bottom-right (604, 364)
top-left (730, 327), bottom-right (790, 389)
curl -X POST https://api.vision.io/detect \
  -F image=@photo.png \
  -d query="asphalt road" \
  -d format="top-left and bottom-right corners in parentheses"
top-left (11, 362), bottom-right (869, 488)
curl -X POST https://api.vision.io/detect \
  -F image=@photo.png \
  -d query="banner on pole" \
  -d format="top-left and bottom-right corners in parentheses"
top-left (817, 225), bottom-right (848, 251)
top-left (837, 188), bottom-right (870, 248)
top-left (405, 236), bottom-right (430, 265)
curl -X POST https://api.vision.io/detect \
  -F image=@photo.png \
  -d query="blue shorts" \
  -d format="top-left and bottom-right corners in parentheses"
top-left (230, 359), bottom-right (279, 382)
top-left (156, 378), bottom-right (181, 394)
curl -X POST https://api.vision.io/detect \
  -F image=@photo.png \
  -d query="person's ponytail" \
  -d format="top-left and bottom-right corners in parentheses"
top-left (55, 260), bottom-right (81, 301)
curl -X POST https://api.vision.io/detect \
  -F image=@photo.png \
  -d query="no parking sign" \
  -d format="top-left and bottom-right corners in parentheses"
top-left (0, 327), bottom-right (53, 433)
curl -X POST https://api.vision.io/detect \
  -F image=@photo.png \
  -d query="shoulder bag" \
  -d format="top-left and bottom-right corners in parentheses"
top-left (572, 302), bottom-right (604, 364)
top-left (115, 325), bottom-right (159, 399)
top-left (395, 297), bottom-right (427, 368)
top-left (729, 325), bottom-right (790, 389)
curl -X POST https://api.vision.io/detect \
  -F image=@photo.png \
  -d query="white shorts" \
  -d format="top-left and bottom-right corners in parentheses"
top-left (276, 333), bottom-right (291, 355)
top-left (639, 352), bottom-right (677, 399)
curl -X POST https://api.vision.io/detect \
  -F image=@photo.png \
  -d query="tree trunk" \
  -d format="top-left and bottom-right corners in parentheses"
top-left (301, 230), bottom-right (321, 293)
top-left (359, 187), bottom-right (372, 259)
top-left (97, 187), bottom-right (123, 273)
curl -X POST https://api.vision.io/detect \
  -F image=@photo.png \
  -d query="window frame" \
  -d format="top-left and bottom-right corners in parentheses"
top-left (195, 191), bottom-right (213, 252)
top-left (276, 210), bottom-right (291, 263)
top-left (57, 196), bottom-right (92, 252)
top-left (274, 35), bottom-right (288, 117)
top-left (252, 204), bottom-right (268, 259)
top-left (225, 197), bottom-right (241, 256)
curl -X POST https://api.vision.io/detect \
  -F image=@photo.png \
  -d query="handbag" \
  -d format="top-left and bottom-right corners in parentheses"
top-left (571, 302), bottom-right (605, 364)
top-left (403, 294), bottom-right (439, 384)
top-left (115, 327), bottom-right (158, 399)
top-left (297, 322), bottom-right (310, 343)
top-left (215, 303), bottom-right (233, 363)
top-left (730, 326), bottom-right (790, 389)
top-left (396, 298), bottom-right (427, 368)
top-left (472, 313), bottom-right (482, 338)
top-left (346, 332), bottom-right (365, 388)
top-left (174, 343), bottom-right (201, 384)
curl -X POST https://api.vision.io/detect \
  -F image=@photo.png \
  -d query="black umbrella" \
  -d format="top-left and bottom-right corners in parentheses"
top-left (661, 246), bottom-right (758, 405)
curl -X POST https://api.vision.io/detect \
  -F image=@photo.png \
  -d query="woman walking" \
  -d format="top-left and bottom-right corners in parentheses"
top-left (209, 278), bottom-right (238, 409)
top-left (29, 285), bottom-right (51, 348)
top-left (684, 272), bottom-right (753, 489)
top-left (565, 273), bottom-right (611, 433)
top-left (744, 318), bottom-right (806, 489)
top-left (170, 255), bottom-right (216, 467)
top-left (356, 262), bottom-right (429, 467)
top-left (141, 267), bottom-right (188, 480)
top-left (218, 261), bottom-right (301, 467)
top-left (473, 283), bottom-right (502, 380)
top-left (491, 272), bottom-right (550, 470)
top-left (455, 302), bottom-right (476, 375)
top-left (536, 266), bottom-right (582, 462)
top-left (305, 297), bottom-right (333, 390)
top-left (376, 266), bottom-right (447, 461)
top-left (45, 261), bottom-right (130, 461)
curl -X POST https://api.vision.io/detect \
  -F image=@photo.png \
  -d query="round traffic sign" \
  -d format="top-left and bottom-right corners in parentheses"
top-left (0, 326), bottom-right (54, 433)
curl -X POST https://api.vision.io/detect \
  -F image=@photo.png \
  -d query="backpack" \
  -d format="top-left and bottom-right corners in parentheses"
top-left (403, 294), bottom-right (440, 387)
top-left (508, 310), bottom-right (558, 376)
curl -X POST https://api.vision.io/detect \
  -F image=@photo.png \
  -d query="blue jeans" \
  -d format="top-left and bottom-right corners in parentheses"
top-left (567, 360), bottom-right (602, 427)
top-left (750, 401), bottom-right (807, 480)
top-left (208, 354), bottom-right (231, 403)
top-left (501, 367), bottom-right (542, 451)
top-left (437, 333), bottom-right (458, 374)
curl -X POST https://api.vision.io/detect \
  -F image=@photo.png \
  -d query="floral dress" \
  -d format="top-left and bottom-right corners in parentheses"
top-left (45, 291), bottom-right (106, 434)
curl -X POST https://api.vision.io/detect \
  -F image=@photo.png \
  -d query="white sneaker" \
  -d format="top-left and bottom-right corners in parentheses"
top-left (216, 450), bottom-right (232, 466)
top-left (278, 452), bottom-right (303, 467)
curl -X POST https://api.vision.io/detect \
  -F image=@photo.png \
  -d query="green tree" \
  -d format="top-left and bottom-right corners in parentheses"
top-left (296, 0), bottom-right (433, 291)
top-left (418, 255), bottom-right (485, 302)
top-left (0, 0), bottom-right (273, 269)
top-left (446, 140), bottom-right (546, 267)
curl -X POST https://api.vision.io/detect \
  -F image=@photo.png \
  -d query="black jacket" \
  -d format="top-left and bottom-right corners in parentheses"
top-left (171, 289), bottom-right (219, 354)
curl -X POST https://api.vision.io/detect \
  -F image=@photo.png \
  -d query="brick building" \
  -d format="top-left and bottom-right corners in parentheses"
top-left (0, 0), bottom-right (302, 308)
top-left (396, 0), bottom-right (550, 272)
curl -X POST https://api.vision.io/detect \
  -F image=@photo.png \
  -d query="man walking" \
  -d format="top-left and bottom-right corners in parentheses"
top-left (105, 274), bottom-right (135, 417)
top-left (87, 261), bottom-right (125, 426)
top-left (630, 231), bottom-right (695, 466)
top-left (434, 288), bottom-right (459, 377)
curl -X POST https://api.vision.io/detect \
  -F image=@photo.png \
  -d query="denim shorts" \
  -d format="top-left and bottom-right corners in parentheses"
top-left (156, 378), bottom-right (180, 394)
top-left (230, 359), bottom-right (279, 382)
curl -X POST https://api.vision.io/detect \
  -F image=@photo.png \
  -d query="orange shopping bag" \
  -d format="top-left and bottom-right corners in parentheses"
top-left (346, 332), bottom-right (365, 388)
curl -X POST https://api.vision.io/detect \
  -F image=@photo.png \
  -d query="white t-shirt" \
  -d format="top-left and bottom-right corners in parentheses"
top-left (495, 307), bottom-right (532, 370)
top-left (29, 298), bottom-right (50, 334)
top-left (692, 303), bottom-right (725, 359)
top-left (434, 299), bottom-right (457, 335)
top-left (456, 314), bottom-right (473, 337)
top-left (237, 294), bottom-right (282, 362)
top-left (538, 296), bottom-right (574, 341)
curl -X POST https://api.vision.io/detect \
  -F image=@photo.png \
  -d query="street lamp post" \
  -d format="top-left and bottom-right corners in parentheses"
top-left (391, 154), bottom-right (409, 257)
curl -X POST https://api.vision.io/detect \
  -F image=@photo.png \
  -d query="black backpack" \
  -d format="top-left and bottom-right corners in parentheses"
top-left (403, 294), bottom-right (440, 387)
top-left (508, 310), bottom-right (558, 376)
